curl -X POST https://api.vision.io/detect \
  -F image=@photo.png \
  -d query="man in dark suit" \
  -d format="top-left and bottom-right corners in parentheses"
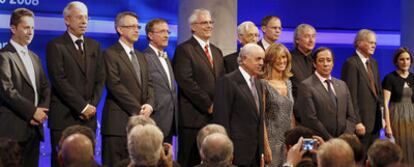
top-left (341, 29), bottom-right (383, 150)
top-left (258, 16), bottom-right (282, 51)
top-left (101, 11), bottom-right (154, 166)
top-left (143, 18), bottom-right (177, 143)
top-left (224, 21), bottom-right (259, 73)
top-left (0, 8), bottom-right (50, 167)
top-left (212, 43), bottom-right (265, 167)
top-left (46, 2), bottom-right (105, 166)
top-left (172, 9), bottom-right (225, 167)
top-left (290, 24), bottom-right (317, 123)
top-left (297, 47), bottom-right (357, 140)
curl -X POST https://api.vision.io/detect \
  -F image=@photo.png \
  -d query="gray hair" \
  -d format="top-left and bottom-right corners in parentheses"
top-left (128, 124), bottom-right (164, 167)
top-left (188, 8), bottom-right (211, 25)
top-left (354, 29), bottom-right (375, 48)
top-left (237, 21), bottom-right (257, 35)
top-left (197, 124), bottom-right (227, 149)
top-left (293, 23), bottom-right (316, 47)
top-left (63, 1), bottom-right (88, 17)
top-left (318, 138), bottom-right (355, 167)
top-left (237, 43), bottom-right (264, 65)
top-left (200, 133), bottom-right (234, 167)
top-left (126, 115), bottom-right (156, 135)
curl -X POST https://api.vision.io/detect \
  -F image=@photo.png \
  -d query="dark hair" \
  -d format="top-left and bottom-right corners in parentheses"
top-left (10, 8), bottom-right (34, 27)
top-left (59, 125), bottom-right (96, 151)
top-left (312, 47), bottom-right (334, 62)
top-left (367, 139), bottom-right (403, 167)
top-left (261, 15), bottom-right (280, 27)
top-left (0, 138), bottom-right (21, 167)
top-left (114, 11), bottom-right (139, 36)
top-left (393, 47), bottom-right (413, 67)
top-left (339, 133), bottom-right (365, 163)
top-left (284, 125), bottom-right (314, 146)
top-left (145, 18), bottom-right (168, 40)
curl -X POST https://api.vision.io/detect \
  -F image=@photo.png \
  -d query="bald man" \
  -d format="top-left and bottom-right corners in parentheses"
top-left (58, 133), bottom-right (96, 166)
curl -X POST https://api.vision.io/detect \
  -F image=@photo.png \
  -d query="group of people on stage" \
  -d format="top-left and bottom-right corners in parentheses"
top-left (0, 0), bottom-right (413, 167)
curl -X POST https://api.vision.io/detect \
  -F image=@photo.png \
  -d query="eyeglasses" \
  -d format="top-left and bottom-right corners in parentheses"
top-left (120, 25), bottom-right (141, 30)
top-left (152, 30), bottom-right (171, 35)
top-left (194, 21), bottom-right (215, 26)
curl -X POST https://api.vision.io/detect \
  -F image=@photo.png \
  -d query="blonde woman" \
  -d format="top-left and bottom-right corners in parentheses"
top-left (261, 43), bottom-right (294, 167)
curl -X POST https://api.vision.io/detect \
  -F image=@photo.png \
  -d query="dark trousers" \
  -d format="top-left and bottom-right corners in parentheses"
top-left (50, 130), bottom-right (62, 167)
top-left (19, 129), bottom-right (40, 167)
top-left (177, 127), bottom-right (200, 167)
top-left (102, 135), bottom-right (128, 167)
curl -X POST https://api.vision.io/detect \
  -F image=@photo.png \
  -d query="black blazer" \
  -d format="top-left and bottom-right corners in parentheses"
top-left (0, 43), bottom-right (50, 141)
top-left (172, 37), bottom-right (225, 128)
top-left (341, 53), bottom-right (383, 133)
top-left (46, 32), bottom-right (105, 131)
top-left (223, 51), bottom-right (239, 73)
top-left (101, 42), bottom-right (154, 136)
top-left (257, 40), bottom-right (265, 51)
top-left (212, 69), bottom-right (264, 166)
top-left (297, 74), bottom-right (357, 140)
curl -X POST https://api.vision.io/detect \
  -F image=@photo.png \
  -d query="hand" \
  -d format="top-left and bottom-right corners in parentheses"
top-left (30, 119), bottom-right (40, 126)
top-left (264, 140), bottom-right (272, 164)
top-left (355, 123), bottom-right (366, 136)
top-left (33, 107), bottom-right (48, 123)
top-left (139, 104), bottom-right (153, 117)
top-left (159, 143), bottom-right (173, 167)
top-left (310, 135), bottom-right (325, 153)
top-left (80, 105), bottom-right (96, 120)
top-left (286, 137), bottom-right (306, 166)
top-left (208, 105), bottom-right (214, 114)
top-left (260, 154), bottom-right (265, 167)
top-left (385, 125), bottom-right (393, 138)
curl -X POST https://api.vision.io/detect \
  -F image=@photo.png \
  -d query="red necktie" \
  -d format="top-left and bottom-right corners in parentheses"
top-left (204, 44), bottom-right (214, 67)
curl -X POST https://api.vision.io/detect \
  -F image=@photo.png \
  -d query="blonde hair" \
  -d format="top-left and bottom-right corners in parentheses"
top-left (262, 43), bottom-right (293, 80)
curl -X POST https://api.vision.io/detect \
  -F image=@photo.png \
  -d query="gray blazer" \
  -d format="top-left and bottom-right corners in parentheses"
top-left (143, 47), bottom-right (178, 137)
top-left (297, 74), bottom-right (357, 140)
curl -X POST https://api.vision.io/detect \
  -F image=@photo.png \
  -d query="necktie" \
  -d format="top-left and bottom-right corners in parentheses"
top-left (75, 39), bottom-right (84, 55)
top-left (130, 50), bottom-right (142, 85)
top-left (204, 44), bottom-right (214, 67)
top-left (365, 60), bottom-right (378, 97)
top-left (250, 77), bottom-right (260, 112)
top-left (325, 79), bottom-right (337, 107)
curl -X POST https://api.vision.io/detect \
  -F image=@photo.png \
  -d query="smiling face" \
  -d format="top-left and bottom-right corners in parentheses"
top-left (11, 16), bottom-right (34, 46)
top-left (314, 49), bottom-right (334, 78)
top-left (241, 45), bottom-right (265, 76)
top-left (191, 12), bottom-right (213, 41)
top-left (296, 27), bottom-right (316, 54)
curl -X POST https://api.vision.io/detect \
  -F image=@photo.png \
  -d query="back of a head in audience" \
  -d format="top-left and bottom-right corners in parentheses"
top-left (317, 138), bottom-right (355, 167)
top-left (200, 133), bottom-right (234, 167)
top-left (58, 133), bottom-right (95, 167)
top-left (60, 125), bottom-right (96, 150)
top-left (366, 139), bottom-right (403, 167)
top-left (339, 133), bottom-right (365, 164)
top-left (126, 115), bottom-right (156, 135)
top-left (284, 126), bottom-right (314, 149)
top-left (196, 124), bottom-right (227, 149)
top-left (0, 138), bottom-right (21, 167)
top-left (128, 124), bottom-right (163, 167)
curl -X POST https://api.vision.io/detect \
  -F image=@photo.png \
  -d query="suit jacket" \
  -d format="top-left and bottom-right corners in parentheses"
top-left (212, 69), bottom-right (264, 166)
top-left (341, 53), bottom-right (383, 133)
top-left (143, 47), bottom-right (177, 137)
top-left (46, 32), bottom-right (105, 131)
top-left (257, 40), bottom-right (265, 51)
top-left (223, 51), bottom-right (239, 73)
top-left (172, 37), bottom-right (225, 128)
top-left (297, 74), bottom-right (357, 140)
top-left (101, 42), bottom-right (154, 136)
top-left (0, 43), bottom-right (50, 141)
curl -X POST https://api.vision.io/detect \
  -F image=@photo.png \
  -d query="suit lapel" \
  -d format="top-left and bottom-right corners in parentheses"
top-left (115, 43), bottom-right (141, 86)
top-left (353, 54), bottom-right (377, 97)
top-left (235, 70), bottom-right (259, 118)
top-left (28, 51), bottom-right (41, 92)
top-left (191, 37), bottom-right (215, 74)
top-left (311, 75), bottom-right (336, 108)
top-left (63, 32), bottom-right (86, 75)
top-left (8, 46), bottom-right (33, 89)
top-left (146, 48), bottom-right (171, 89)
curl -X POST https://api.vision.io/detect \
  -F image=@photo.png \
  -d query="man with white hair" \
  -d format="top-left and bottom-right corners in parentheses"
top-left (172, 8), bottom-right (225, 167)
top-left (317, 138), bottom-right (356, 167)
top-left (46, 1), bottom-right (105, 166)
top-left (224, 21), bottom-right (260, 73)
top-left (213, 43), bottom-right (265, 167)
top-left (196, 133), bottom-right (236, 167)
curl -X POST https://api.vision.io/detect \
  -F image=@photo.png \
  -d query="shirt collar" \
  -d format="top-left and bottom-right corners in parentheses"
top-left (119, 39), bottom-right (134, 55)
top-left (261, 38), bottom-right (272, 50)
top-left (10, 39), bottom-right (28, 54)
top-left (239, 66), bottom-right (253, 84)
top-left (356, 50), bottom-right (369, 63)
top-left (149, 44), bottom-right (164, 56)
top-left (315, 71), bottom-right (332, 83)
top-left (68, 31), bottom-right (84, 43)
top-left (193, 34), bottom-right (209, 48)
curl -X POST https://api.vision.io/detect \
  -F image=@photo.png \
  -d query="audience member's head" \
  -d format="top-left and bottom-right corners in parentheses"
top-left (200, 133), bottom-right (234, 167)
top-left (126, 115), bottom-right (156, 134)
top-left (317, 138), bottom-right (355, 167)
top-left (366, 139), bottom-right (403, 167)
top-left (0, 138), bottom-right (21, 167)
top-left (339, 133), bottom-right (365, 164)
top-left (59, 125), bottom-right (95, 151)
top-left (284, 126), bottom-right (314, 149)
top-left (197, 124), bottom-right (227, 149)
top-left (128, 124), bottom-right (164, 167)
top-left (58, 133), bottom-right (95, 167)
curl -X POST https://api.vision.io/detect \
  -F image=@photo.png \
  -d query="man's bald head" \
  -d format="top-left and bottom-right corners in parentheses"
top-left (59, 133), bottom-right (94, 166)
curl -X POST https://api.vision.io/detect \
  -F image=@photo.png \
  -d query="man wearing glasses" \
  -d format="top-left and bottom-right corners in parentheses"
top-left (173, 8), bottom-right (225, 167)
top-left (143, 19), bottom-right (178, 144)
top-left (258, 15), bottom-right (282, 51)
top-left (46, 1), bottom-right (105, 166)
top-left (101, 11), bottom-right (154, 167)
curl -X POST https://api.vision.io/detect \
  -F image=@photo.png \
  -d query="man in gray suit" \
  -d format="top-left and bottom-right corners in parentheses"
top-left (143, 18), bottom-right (178, 143)
top-left (297, 47), bottom-right (357, 140)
